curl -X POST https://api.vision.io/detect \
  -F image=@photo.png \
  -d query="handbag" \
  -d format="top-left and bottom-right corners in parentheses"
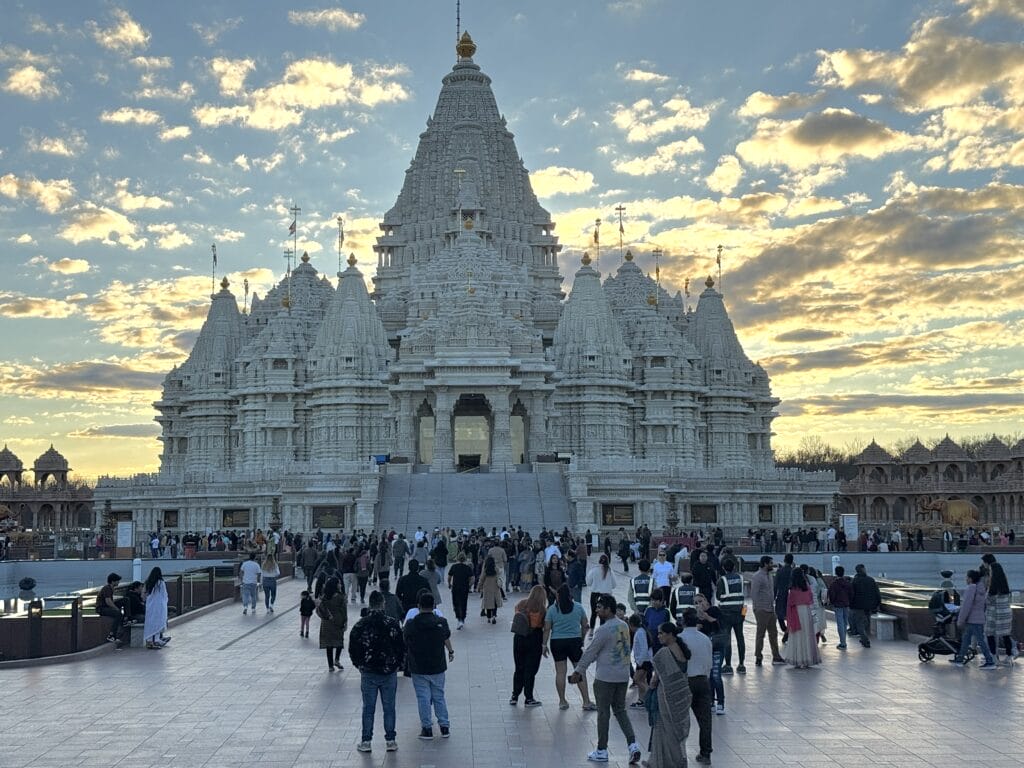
top-left (315, 599), bottom-right (333, 621)
top-left (644, 686), bottom-right (659, 727)
top-left (510, 610), bottom-right (530, 637)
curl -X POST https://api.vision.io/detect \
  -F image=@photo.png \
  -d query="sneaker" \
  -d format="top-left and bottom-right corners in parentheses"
top-left (720, 665), bottom-right (733, 676)
top-left (385, 740), bottom-right (398, 752)
top-left (979, 662), bottom-right (999, 670)
top-left (524, 699), bottom-right (542, 708)
top-left (440, 725), bottom-right (450, 738)
top-left (418, 727), bottom-right (433, 740)
top-left (736, 664), bottom-right (746, 674)
top-left (242, 608), bottom-right (247, 615)
top-left (951, 660), bottom-right (967, 667)
top-left (457, 621), bottom-right (464, 630)
top-left (715, 704), bottom-right (725, 715)
top-left (695, 754), bottom-right (712, 764)
top-left (836, 644), bottom-right (847, 650)
top-left (105, 634), bottom-right (117, 643)
top-left (629, 743), bottom-right (642, 764)
top-left (754, 658), bottom-right (763, 667)
top-left (509, 696), bottom-right (518, 706)
top-left (357, 741), bottom-right (372, 753)
top-left (861, 641), bottom-right (871, 648)
top-left (628, 701), bottom-right (646, 709)
top-left (268, 606), bottom-right (274, 613)
top-left (587, 749), bottom-right (609, 762)
top-left (771, 657), bottom-right (786, 665)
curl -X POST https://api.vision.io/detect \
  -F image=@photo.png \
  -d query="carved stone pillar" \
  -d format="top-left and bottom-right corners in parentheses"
top-left (396, 393), bottom-right (416, 461)
top-left (490, 389), bottom-right (513, 466)
top-left (431, 389), bottom-right (455, 472)
top-left (529, 391), bottom-right (549, 460)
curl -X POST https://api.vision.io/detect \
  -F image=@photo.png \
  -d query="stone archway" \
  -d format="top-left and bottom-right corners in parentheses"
top-left (893, 497), bottom-right (909, 522)
top-left (870, 496), bottom-right (889, 520)
top-left (453, 393), bottom-right (491, 470)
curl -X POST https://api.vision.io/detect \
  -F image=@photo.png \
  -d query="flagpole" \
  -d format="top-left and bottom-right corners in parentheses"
top-left (614, 204), bottom-right (625, 260)
top-left (210, 243), bottom-right (217, 296)
top-left (593, 218), bottom-right (601, 272)
top-left (288, 203), bottom-right (301, 308)
top-left (336, 216), bottom-right (345, 279)
top-left (717, 244), bottom-right (723, 289)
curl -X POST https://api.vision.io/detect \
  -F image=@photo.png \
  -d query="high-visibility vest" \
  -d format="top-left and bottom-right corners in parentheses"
top-left (632, 573), bottom-right (654, 611)
top-left (718, 573), bottom-right (744, 610)
top-left (673, 584), bottom-right (697, 621)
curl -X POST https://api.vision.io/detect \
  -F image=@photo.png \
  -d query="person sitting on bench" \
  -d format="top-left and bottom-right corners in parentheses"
top-left (96, 572), bottom-right (125, 647)
top-left (124, 581), bottom-right (146, 625)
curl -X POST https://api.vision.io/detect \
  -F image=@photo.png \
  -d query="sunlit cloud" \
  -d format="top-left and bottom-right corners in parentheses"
top-left (59, 204), bottom-right (146, 250)
top-left (0, 173), bottom-right (75, 213)
top-left (288, 8), bottom-right (366, 31)
top-left (159, 125), bottom-right (191, 141)
top-left (530, 166), bottom-right (596, 197)
top-left (2, 65), bottom-right (58, 99)
top-left (622, 68), bottom-right (670, 84)
top-left (737, 90), bottom-right (824, 118)
top-left (612, 137), bottom-right (704, 176)
top-left (0, 292), bottom-right (80, 319)
top-left (89, 8), bottom-right (150, 54)
top-left (26, 133), bottom-right (86, 157)
top-left (705, 154), bottom-right (744, 194)
top-left (194, 58), bottom-right (411, 131)
top-left (113, 178), bottom-right (173, 211)
top-left (191, 17), bottom-right (243, 46)
top-left (148, 222), bottom-right (193, 250)
top-left (48, 258), bottom-right (92, 275)
top-left (612, 96), bottom-right (714, 142)
top-left (99, 106), bottom-right (162, 126)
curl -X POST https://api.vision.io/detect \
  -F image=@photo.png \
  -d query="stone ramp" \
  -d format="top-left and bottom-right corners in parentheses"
top-left (377, 469), bottom-right (572, 535)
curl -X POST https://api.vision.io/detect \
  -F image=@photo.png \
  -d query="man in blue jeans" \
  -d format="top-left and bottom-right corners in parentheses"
top-left (827, 565), bottom-right (854, 650)
top-left (403, 591), bottom-right (455, 739)
top-left (349, 590), bottom-right (406, 752)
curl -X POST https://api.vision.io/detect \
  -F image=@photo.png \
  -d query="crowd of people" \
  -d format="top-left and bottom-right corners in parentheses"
top-left (91, 522), bottom-right (1020, 763)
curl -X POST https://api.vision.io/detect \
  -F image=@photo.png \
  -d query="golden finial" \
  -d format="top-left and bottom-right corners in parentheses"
top-left (220, 276), bottom-right (230, 290)
top-left (456, 30), bottom-right (476, 59)
top-left (647, 294), bottom-right (658, 306)
top-left (581, 251), bottom-right (591, 266)
top-left (463, 217), bottom-right (474, 230)
top-left (624, 249), bottom-right (633, 262)
top-left (300, 251), bottom-right (310, 263)
top-left (705, 275), bottom-right (715, 288)
top-left (467, 286), bottom-right (476, 295)
top-left (282, 296), bottom-right (291, 309)
top-left (347, 252), bottom-right (357, 267)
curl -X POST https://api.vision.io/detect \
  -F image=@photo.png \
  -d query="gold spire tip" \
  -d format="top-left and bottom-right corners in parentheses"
top-left (581, 251), bottom-right (592, 266)
top-left (220, 276), bottom-right (230, 289)
top-left (301, 251), bottom-right (310, 263)
top-left (467, 286), bottom-right (476, 295)
top-left (282, 296), bottom-right (291, 309)
top-left (624, 249), bottom-right (633, 262)
top-left (463, 218), bottom-right (474, 230)
top-left (347, 252), bottom-right (357, 267)
top-left (705, 275), bottom-right (715, 288)
top-left (456, 31), bottom-right (476, 59)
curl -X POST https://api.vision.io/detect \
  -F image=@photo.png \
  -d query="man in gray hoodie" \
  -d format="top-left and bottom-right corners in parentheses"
top-left (569, 593), bottom-right (642, 764)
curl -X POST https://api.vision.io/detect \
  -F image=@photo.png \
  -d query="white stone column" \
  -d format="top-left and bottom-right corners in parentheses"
top-left (431, 390), bottom-right (455, 472)
top-left (490, 389), bottom-right (513, 467)
top-left (528, 392), bottom-right (548, 459)
top-left (396, 393), bottom-right (416, 461)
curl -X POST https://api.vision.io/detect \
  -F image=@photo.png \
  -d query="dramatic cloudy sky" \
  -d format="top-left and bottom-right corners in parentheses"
top-left (1, 1), bottom-right (1023, 477)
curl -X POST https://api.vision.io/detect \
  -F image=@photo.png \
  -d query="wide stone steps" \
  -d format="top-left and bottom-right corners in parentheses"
top-left (377, 469), bottom-right (571, 535)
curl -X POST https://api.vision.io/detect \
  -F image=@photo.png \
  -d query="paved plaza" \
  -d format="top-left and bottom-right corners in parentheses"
top-left (4, 576), bottom-right (1024, 768)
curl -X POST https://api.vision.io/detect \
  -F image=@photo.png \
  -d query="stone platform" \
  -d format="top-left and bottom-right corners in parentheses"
top-left (3, 575), bottom-right (1023, 768)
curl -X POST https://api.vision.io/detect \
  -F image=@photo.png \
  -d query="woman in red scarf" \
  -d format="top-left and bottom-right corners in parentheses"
top-left (783, 569), bottom-right (821, 669)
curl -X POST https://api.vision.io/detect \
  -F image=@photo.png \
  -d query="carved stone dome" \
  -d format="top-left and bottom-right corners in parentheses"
top-left (0, 444), bottom-right (23, 471)
top-left (34, 444), bottom-right (69, 471)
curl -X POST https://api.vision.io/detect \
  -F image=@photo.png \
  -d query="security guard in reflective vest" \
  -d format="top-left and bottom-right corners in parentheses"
top-left (716, 559), bottom-right (747, 674)
top-left (628, 559), bottom-right (654, 613)
top-left (671, 573), bottom-right (698, 622)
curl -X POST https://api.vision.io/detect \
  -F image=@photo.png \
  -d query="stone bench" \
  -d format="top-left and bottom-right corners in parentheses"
top-left (871, 612), bottom-right (899, 641)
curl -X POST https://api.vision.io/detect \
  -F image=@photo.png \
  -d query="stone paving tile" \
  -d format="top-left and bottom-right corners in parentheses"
top-left (5, 575), bottom-right (1023, 767)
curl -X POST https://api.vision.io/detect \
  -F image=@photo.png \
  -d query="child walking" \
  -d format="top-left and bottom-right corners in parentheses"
top-left (299, 590), bottom-right (316, 638)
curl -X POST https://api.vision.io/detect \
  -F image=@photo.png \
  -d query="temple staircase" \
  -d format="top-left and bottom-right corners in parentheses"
top-left (377, 468), bottom-right (572, 535)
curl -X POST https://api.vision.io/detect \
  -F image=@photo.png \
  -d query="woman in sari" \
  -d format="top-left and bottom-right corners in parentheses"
top-left (647, 622), bottom-right (692, 768)
top-left (143, 566), bottom-right (169, 650)
top-left (783, 569), bottom-right (821, 669)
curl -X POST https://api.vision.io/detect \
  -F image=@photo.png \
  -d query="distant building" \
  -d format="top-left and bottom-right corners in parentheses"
top-left (0, 445), bottom-right (93, 530)
top-left (840, 436), bottom-right (1024, 527)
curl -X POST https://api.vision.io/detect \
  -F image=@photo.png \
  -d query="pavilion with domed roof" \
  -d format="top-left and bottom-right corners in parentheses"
top-left (0, 444), bottom-right (93, 530)
top-left (841, 435), bottom-right (1024, 528)
top-left (94, 31), bottom-right (836, 536)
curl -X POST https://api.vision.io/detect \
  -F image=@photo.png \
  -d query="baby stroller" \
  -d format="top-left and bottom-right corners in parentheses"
top-left (918, 590), bottom-right (973, 662)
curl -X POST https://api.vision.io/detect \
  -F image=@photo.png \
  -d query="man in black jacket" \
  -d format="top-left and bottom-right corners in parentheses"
top-left (349, 590), bottom-right (405, 753)
top-left (395, 559), bottom-right (431, 616)
top-left (850, 563), bottom-right (882, 648)
top-left (403, 592), bottom-right (454, 740)
top-left (774, 553), bottom-right (794, 635)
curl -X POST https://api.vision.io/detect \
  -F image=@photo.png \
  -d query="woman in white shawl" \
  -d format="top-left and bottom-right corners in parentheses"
top-left (143, 567), bottom-right (169, 650)
top-left (647, 622), bottom-right (693, 768)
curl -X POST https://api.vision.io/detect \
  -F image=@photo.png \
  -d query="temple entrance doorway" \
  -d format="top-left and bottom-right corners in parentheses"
top-left (454, 394), bottom-right (491, 471)
top-left (512, 399), bottom-right (528, 464)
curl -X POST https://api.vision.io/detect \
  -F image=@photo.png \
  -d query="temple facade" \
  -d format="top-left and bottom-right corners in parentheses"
top-left (94, 33), bottom-right (836, 535)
